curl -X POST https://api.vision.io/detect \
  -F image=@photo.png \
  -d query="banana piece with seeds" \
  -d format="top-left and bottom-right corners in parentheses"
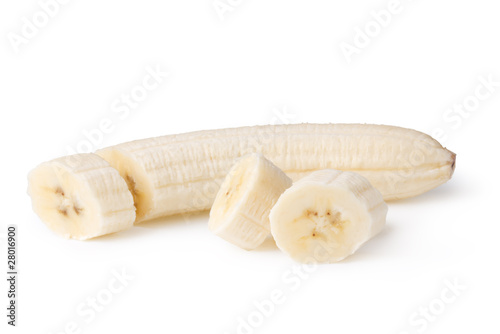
top-left (28, 154), bottom-right (136, 240)
top-left (270, 169), bottom-right (388, 263)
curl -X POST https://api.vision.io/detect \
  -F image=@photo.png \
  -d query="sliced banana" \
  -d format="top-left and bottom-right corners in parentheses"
top-left (269, 169), bottom-right (388, 263)
top-left (29, 123), bottom-right (455, 240)
top-left (27, 154), bottom-right (136, 240)
top-left (209, 153), bottom-right (292, 250)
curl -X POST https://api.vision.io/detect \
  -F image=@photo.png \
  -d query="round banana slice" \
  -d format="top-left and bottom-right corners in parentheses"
top-left (28, 153), bottom-right (136, 240)
top-left (269, 169), bottom-right (388, 263)
top-left (208, 153), bottom-right (292, 250)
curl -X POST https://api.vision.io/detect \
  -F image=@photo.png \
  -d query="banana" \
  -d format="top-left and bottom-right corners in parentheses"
top-left (96, 123), bottom-right (455, 223)
top-left (208, 153), bottom-right (292, 250)
top-left (27, 154), bottom-right (136, 240)
top-left (269, 169), bottom-right (388, 263)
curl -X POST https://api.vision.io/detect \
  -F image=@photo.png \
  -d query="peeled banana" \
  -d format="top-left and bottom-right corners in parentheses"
top-left (27, 154), bottom-right (136, 240)
top-left (208, 153), bottom-right (292, 250)
top-left (27, 123), bottom-right (455, 239)
top-left (96, 123), bottom-right (455, 223)
top-left (269, 169), bottom-right (388, 263)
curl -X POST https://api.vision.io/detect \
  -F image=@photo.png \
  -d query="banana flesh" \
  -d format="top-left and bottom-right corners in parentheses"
top-left (27, 154), bottom-right (136, 240)
top-left (27, 123), bottom-right (455, 240)
top-left (269, 169), bottom-right (388, 263)
top-left (96, 123), bottom-right (455, 222)
top-left (208, 153), bottom-right (292, 250)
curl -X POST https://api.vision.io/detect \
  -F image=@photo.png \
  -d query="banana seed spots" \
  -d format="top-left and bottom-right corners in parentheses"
top-left (225, 183), bottom-right (240, 198)
top-left (305, 209), bottom-right (345, 236)
top-left (125, 174), bottom-right (139, 210)
top-left (55, 187), bottom-right (83, 218)
top-left (73, 206), bottom-right (83, 215)
top-left (223, 187), bottom-right (237, 213)
top-left (55, 187), bottom-right (70, 217)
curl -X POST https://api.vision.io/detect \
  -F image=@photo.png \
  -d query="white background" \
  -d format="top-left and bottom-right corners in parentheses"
top-left (1, 0), bottom-right (500, 333)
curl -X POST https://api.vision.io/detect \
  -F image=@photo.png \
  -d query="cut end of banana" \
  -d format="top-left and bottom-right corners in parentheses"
top-left (96, 148), bottom-right (154, 222)
top-left (27, 154), bottom-right (136, 240)
top-left (209, 153), bottom-right (292, 250)
top-left (270, 169), bottom-right (388, 263)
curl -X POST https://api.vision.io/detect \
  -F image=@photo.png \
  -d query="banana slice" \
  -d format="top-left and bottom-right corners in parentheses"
top-left (269, 169), bottom-right (387, 263)
top-left (27, 154), bottom-right (136, 240)
top-left (209, 153), bottom-right (292, 250)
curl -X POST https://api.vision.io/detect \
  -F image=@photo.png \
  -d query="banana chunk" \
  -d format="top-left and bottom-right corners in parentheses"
top-left (209, 153), bottom-right (292, 250)
top-left (96, 124), bottom-right (455, 223)
top-left (269, 169), bottom-right (388, 263)
top-left (27, 154), bottom-right (136, 240)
